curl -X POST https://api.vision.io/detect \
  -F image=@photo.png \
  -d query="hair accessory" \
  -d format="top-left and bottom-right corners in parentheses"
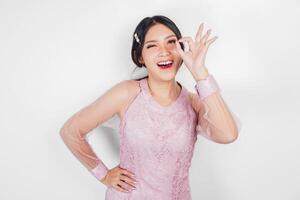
top-left (134, 33), bottom-right (141, 44)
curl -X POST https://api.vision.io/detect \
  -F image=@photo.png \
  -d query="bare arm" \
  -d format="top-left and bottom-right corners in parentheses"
top-left (190, 76), bottom-right (239, 144)
top-left (59, 80), bottom-right (131, 181)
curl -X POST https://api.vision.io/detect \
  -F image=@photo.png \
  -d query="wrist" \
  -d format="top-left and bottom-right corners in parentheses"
top-left (194, 74), bottom-right (221, 100)
top-left (193, 66), bottom-right (209, 81)
top-left (91, 163), bottom-right (109, 182)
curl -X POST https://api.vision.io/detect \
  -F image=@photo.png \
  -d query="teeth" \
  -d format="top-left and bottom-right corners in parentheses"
top-left (157, 60), bottom-right (173, 65)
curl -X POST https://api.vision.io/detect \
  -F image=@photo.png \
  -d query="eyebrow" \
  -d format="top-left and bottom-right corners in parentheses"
top-left (144, 34), bottom-right (177, 44)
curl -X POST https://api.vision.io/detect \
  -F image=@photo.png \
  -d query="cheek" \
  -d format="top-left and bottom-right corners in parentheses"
top-left (142, 50), bottom-right (157, 63)
top-left (170, 45), bottom-right (179, 53)
top-left (171, 49), bottom-right (182, 62)
top-left (147, 48), bottom-right (159, 56)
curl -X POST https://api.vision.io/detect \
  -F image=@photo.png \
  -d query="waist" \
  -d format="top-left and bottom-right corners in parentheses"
top-left (105, 181), bottom-right (191, 200)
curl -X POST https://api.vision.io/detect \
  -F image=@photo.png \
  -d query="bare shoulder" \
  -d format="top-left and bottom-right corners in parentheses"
top-left (116, 79), bottom-right (141, 120)
top-left (112, 79), bottom-right (139, 99)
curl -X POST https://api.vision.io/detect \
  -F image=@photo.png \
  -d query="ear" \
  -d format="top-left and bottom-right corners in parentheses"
top-left (138, 56), bottom-right (144, 65)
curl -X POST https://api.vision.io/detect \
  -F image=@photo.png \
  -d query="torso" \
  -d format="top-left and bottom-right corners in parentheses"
top-left (106, 77), bottom-right (198, 199)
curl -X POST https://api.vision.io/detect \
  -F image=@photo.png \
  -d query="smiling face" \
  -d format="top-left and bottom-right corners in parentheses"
top-left (138, 23), bottom-right (182, 81)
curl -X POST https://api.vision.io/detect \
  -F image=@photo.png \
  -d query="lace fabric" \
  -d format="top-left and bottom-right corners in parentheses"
top-left (59, 76), bottom-right (241, 200)
top-left (191, 90), bottom-right (242, 141)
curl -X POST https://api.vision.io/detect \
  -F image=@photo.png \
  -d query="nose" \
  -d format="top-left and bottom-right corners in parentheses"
top-left (158, 44), bottom-right (171, 57)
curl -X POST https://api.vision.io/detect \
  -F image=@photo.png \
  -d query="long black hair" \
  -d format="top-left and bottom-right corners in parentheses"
top-left (131, 15), bottom-right (184, 81)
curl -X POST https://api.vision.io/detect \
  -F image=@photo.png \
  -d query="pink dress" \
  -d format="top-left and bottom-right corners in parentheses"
top-left (105, 78), bottom-right (197, 199)
top-left (59, 75), bottom-right (240, 200)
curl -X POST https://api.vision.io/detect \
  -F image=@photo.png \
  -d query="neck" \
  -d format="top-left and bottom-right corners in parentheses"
top-left (146, 76), bottom-right (180, 101)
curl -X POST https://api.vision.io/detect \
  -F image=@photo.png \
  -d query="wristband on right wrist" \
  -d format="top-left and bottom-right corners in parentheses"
top-left (194, 74), bottom-right (221, 100)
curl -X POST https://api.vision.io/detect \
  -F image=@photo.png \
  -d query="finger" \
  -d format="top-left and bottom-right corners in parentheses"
top-left (175, 40), bottom-right (185, 57)
top-left (204, 29), bottom-right (212, 44)
top-left (183, 41), bottom-right (189, 52)
top-left (115, 184), bottom-right (130, 193)
top-left (206, 36), bottom-right (218, 47)
top-left (121, 169), bottom-right (136, 179)
top-left (200, 29), bottom-right (211, 45)
top-left (119, 180), bottom-right (134, 191)
top-left (120, 174), bottom-right (138, 186)
top-left (179, 37), bottom-right (195, 51)
top-left (195, 23), bottom-right (204, 43)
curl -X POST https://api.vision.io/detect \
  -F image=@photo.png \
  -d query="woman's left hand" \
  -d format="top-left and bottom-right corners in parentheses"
top-left (175, 23), bottom-right (218, 80)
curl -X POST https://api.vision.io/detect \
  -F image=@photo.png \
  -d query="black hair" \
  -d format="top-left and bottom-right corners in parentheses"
top-left (131, 15), bottom-right (184, 81)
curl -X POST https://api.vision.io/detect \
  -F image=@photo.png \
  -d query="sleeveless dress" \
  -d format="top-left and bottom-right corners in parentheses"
top-left (60, 75), bottom-right (241, 199)
top-left (105, 77), bottom-right (198, 200)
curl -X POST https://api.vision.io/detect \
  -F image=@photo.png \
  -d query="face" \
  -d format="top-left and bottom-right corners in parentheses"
top-left (138, 23), bottom-right (182, 81)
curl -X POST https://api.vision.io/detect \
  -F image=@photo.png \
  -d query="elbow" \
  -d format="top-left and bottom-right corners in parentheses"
top-left (212, 129), bottom-right (239, 144)
top-left (223, 126), bottom-right (239, 144)
top-left (224, 131), bottom-right (239, 144)
top-left (223, 119), bottom-right (240, 144)
top-left (214, 125), bottom-right (239, 144)
top-left (59, 121), bottom-right (72, 140)
top-left (212, 122), bottom-right (239, 144)
top-left (59, 120), bottom-right (83, 142)
top-left (59, 125), bottom-right (67, 140)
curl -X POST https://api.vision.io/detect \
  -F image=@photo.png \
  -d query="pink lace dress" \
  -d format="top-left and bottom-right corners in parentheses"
top-left (60, 75), bottom-right (240, 200)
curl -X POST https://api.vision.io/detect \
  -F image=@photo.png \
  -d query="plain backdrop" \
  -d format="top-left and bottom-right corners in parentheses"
top-left (0, 0), bottom-right (299, 199)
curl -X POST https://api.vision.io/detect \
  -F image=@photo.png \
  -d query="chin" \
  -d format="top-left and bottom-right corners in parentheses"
top-left (148, 62), bottom-right (179, 80)
top-left (157, 70), bottom-right (178, 81)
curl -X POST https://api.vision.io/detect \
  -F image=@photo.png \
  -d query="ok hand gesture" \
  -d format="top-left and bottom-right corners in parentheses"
top-left (175, 23), bottom-right (218, 80)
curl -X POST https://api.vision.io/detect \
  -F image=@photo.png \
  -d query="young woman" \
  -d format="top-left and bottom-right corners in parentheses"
top-left (60, 15), bottom-right (239, 199)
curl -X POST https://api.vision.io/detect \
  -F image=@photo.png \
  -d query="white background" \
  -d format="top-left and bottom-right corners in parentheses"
top-left (1, 0), bottom-right (299, 199)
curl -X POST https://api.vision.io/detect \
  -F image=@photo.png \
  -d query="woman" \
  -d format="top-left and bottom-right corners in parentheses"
top-left (59, 15), bottom-right (239, 199)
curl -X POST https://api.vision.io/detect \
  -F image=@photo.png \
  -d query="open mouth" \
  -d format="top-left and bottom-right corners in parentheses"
top-left (156, 60), bottom-right (174, 69)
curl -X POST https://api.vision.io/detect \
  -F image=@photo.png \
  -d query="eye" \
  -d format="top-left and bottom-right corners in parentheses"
top-left (146, 44), bottom-right (156, 49)
top-left (168, 39), bottom-right (176, 43)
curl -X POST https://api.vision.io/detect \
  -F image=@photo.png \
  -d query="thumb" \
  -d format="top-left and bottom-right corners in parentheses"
top-left (175, 41), bottom-right (185, 57)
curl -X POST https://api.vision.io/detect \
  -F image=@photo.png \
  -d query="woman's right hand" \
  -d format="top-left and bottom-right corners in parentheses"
top-left (100, 165), bottom-right (138, 193)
